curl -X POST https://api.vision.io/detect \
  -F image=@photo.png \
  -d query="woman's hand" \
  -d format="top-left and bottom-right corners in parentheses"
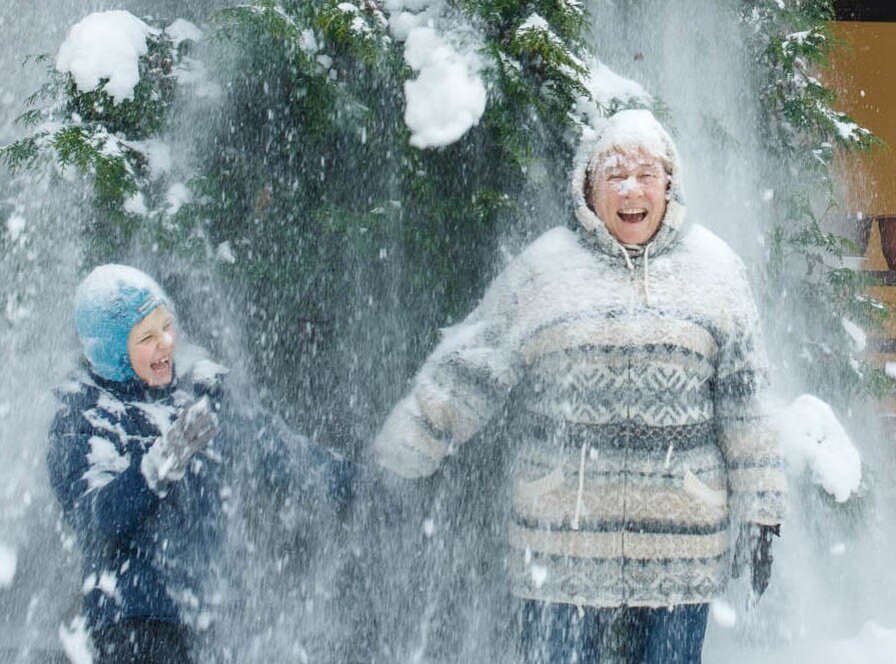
top-left (732, 522), bottom-right (781, 598)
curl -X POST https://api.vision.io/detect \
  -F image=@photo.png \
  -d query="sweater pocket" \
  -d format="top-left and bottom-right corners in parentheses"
top-left (683, 468), bottom-right (727, 509)
top-left (515, 465), bottom-right (565, 503)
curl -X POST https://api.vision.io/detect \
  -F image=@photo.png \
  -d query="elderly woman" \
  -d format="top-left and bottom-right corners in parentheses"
top-left (373, 109), bottom-right (786, 662)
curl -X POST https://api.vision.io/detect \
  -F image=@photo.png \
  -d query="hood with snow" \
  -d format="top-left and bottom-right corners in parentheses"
top-left (571, 108), bottom-right (686, 260)
top-left (74, 264), bottom-right (171, 382)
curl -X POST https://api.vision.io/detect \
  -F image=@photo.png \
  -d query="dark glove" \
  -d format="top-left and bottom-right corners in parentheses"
top-left (141, 397), bottom-right (219, 490)
top-left (732, 523), bottom-right (780, 597)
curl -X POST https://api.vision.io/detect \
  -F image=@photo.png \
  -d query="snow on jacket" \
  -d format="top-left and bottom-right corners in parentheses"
top-left (373, 118), bottom-right (787, 609)
top-left (47, 356), bottom-right (355, 630)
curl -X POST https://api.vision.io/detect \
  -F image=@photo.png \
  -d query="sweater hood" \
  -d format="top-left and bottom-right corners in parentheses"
top-left (570, 109), bottom-right (686, 261)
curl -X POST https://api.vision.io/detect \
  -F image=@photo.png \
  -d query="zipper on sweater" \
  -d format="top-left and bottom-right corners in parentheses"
top-left (621, 353), bottom-right (632, 605)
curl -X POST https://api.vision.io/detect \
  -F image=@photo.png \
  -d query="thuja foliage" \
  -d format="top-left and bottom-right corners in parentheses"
top-left (198, 0), bottom-right (629, 443)
top-left (3, 1), bottom-right (884, 436)
top-left (744, 0), bottom-right (890, 407)
top-left (0, 25), bottom-right (207, 260)
top-left (2, 1), bottom-right (653, 449)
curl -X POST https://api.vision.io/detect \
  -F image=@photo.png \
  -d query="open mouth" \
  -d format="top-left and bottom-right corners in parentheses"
top-left (151, 357), bottom-right (171, 374)
top-left (617, 208), bottom-right (648, 224)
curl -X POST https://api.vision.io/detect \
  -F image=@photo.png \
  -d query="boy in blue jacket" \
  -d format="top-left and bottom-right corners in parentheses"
top-left (47, 265), bottom-right (356, 663)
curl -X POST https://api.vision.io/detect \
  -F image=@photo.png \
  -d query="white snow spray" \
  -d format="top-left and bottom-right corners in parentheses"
top-left (3, 1), bottom-right (896, 663)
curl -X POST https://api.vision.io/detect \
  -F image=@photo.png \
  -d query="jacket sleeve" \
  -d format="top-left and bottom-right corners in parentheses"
top-left (714, 271), bottom-right (787, 526)
top-left (373, 258), bottom-right (527, 478)
top-left (235, 406), bottom-right (357, 510)
top-left (47, 408), bottom-right (161, 543)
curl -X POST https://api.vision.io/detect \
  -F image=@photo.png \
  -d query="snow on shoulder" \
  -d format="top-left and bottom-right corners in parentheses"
top-left (776, 394), bottom-right (862, 503)
top-left (403, 26), bottom-right (486, 149)
top-left (56, 11), bottom-right (157, 104)
top-left (680, 224), bottom-right (746, 277)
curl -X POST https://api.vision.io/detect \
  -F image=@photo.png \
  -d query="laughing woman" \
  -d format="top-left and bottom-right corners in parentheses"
top-left (47, 265), bottom-right (356, 663)
top-left (373, 110), bottom-right (786, 663)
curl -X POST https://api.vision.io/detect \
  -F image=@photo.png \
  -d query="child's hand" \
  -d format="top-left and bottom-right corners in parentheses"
top-left (141, 397), bottom-right (219, 491)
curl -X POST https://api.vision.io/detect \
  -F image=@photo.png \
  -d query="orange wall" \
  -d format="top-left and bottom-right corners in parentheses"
top-left (826, 22), bottom-right (896, 221)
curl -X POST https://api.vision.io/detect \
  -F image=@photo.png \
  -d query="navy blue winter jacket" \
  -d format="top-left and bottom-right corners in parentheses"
top-left (46, 358), bottom-right (355, 631)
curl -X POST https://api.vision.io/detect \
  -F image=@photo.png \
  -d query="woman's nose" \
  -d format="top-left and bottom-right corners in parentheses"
top-left (622, 177), bottom-right (641, 196)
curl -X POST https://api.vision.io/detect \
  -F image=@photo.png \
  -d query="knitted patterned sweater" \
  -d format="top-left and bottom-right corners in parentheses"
top-left (373, 125), bottom-right (786, 609)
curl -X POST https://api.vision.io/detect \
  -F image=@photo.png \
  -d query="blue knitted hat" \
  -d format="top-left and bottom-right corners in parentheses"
top-left (74, 265), bottom-right (171, 382)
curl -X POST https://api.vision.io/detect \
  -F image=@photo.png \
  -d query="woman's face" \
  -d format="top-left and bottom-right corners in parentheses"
top-left (127, 305), bottom-right (176, 386)
top-left (588, 148), bottom-right (668, 245)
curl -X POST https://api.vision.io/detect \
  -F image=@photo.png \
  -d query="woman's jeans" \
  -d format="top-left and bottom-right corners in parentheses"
top-left (520, 600), bottom-right (710, 664)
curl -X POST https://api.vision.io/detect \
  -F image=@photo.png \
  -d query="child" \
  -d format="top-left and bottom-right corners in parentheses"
top-left (47, 265), bottom-right (357, 663)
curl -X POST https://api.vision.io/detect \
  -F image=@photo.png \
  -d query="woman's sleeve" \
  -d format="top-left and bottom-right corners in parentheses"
top-left (373, 259), bottom-right (527, 478)
top-left (714, 270), bottom-right (787, 526)
top-left (47, 410), bottom-right (161, 542)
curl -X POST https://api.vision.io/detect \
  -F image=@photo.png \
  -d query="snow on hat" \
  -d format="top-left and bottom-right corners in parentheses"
top-left (74, 264), bottom-right (171, 382)
top-left (587, 109), bottom-right (675, 175)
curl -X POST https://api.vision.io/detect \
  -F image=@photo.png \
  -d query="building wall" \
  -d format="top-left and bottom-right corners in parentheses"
top-left (826, 21), bottom-right (896, 377)
top-left (826, 21), bottom-right (896, 273)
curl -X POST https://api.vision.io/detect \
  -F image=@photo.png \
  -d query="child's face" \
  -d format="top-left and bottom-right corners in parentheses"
top-left (127, 305), bottom-right (176, 386)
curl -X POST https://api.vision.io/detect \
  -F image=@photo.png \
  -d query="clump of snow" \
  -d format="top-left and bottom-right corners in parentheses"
top-left (830, 542), bottom-right (847, 556)
top-left (166, 182), bottom-right (192, 214)
top-left (56, 11), bottom-right (157, 104)
top-left (885, 362), bottom-right (896, 381)
top-left (83, 436), bottom-right (130, 491)
top-left (6, 214), bottom-right (26, 241)
top-left (584, 60), bottom-right (650, 109)
top-left (403, 27), bottom-right (486, 149)
top-left (337, 3), bottom-right (374, 37)
top-left (776, 394), bottom-right (862, 503)
top-left (300, 28), bottom-right (319, 56)
top-left (841, 318), bottom-right (866, 352)
top-left (97, 570), bottom-right (118, 597)
top-left (710, 598), bottom-right (737, 628)
top-left (166, 19), bottom-right (202, 46)
top-left (59, 616), bottom-right (93, 664)
top-left (422, 518), bottom-right (436, 538)
top-left (517, 13), bottom-right (550, 34)
top-left (126, 138), bottom-right (172, 179)
top-left (216, 241), bottom-right (236, 264)
top-left (530, 564), bottom-right (548, 588)
top-left (123, 192), bottom-right (148, 216)
top-left (0, 543), bottom-right (17, 588)
top-left (383, 0), bottom-right (443, 41)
